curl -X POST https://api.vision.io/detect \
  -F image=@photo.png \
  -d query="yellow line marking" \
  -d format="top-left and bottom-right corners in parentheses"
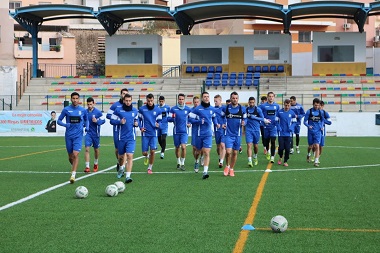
top-left (233, 162), bottom-right (273, 253)
top-left (0, 148), bottom-right (64, 161)
top-left (255, 227), bottom-right (380, 233)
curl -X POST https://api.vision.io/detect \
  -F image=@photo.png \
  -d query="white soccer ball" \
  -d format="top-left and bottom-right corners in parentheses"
top-left (105, 184), bottom-right (119, 197)
top-left (75, 186), bottom-right (89, 199)
top-left (270, 215), bottom-right (288, 233)
top-left (114, 181), bottom-right (126, 193)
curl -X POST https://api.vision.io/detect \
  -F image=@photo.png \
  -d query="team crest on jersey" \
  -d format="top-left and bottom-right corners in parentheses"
top-left (153, 112), bottom-right (157, 115)
top-left (185, 110), bottom-right (187, 114)
top-left (79, 111), bottom-right (81, 115)
top-left (132, 113), bottom-right (135, 117)
top-left (210, 111), bottom-right (213, 114)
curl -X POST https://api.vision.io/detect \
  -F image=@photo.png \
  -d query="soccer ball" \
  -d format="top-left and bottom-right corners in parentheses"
top-left (105, 184), bottom-right (118, 197)
top-left (270, 215), bottom-right (288, 233)
top-left (114, 181), bottom-right (126, 193)
top-left (75, 186), bottom-right (89, 199)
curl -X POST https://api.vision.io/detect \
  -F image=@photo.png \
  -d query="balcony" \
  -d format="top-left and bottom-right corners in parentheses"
top-left (14, 43), bottom-right (64, 59)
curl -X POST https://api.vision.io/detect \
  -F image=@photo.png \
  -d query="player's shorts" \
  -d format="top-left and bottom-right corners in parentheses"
top-left (142, 136), bottom-right (157, 152)
top-left (307, 130), bottom-right (322, 145)
top-left (65, 135), bottom-right (83, 153)
top-left (157, 127), bottom-right (168, 136)
top-left (174, 133), bottom-right (188, 147)
top-left (195, 136), bottom-right (213, 150)
top-left (85, 134), bottom-right (100, 149)
top-left (223, 135), bottom-right (242, 150)
top-left (293, 124), bottom-right (301, 135)
top-left (245, 130), bottom-right (260, 145)
top-left (263, 126), bottom-right (278, 138)
top-left (118, 139), bottom-right (136, 155)
top-left (214, 130), bottom-right (225, 145)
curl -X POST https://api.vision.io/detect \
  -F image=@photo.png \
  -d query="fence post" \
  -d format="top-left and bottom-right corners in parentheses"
top-left (359, 94), bottom-right (362, 112)
top-left (339, 95), bottom-right (343, 112)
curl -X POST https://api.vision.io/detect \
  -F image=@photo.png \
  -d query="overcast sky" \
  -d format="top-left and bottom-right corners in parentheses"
top-left (167, 0), bottom-right (184, 8)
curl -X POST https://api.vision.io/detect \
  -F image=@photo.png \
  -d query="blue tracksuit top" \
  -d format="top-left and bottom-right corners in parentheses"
top-left (138, 105), bottom-right (162, 137)
top-left (58, 104), bottom-right (88, 138)
top-left (87, 107), bottom-right (105, 138)
top-left (110, 106), bottom-right (139, 141)
top-left (168, 105), bottom-right (191, 134)
top-left (276, 109), bottom-right (297, 137)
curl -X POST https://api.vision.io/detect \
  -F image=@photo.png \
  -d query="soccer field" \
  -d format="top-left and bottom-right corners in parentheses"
top-left (0, 136), bottom-right (379, 253)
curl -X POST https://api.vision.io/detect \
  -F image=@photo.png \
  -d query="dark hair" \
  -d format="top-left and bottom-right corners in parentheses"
top-left (284, 99), bottom-right (291, 104)
top-left (193, 96), bottom-right (199, 102)
top-left (313, 98), bottom-right (321, 104)
top-left (230, 91), bottom-right (238, 98)
top-left (146, 93), bottom-right (154, 99)
top-left (201, 91), bottom-right (209, 96)
top-left (87, 97), bottom-right (94, 103)
top-left (178, 93), bottom-right (185, 99)
top-left (124, 94), bottom-right (132, 99)
top-left (267, 91), bottom-right (275, 96)
top-left (320, 100), bottom-right (325, 106)
top-left (226, 99), bottom-right (231, 103)
top-left (71, 92), bottom-right (80, 98)
top-left (290, 96), bottom-right (296, 100)
top-left (261, 96), bottom-right (267, 101)
top-left (249, 96), bottom-right (255, 101)
top-left (120, 88), bottom-right (129, 94)
top-left (51, 111), bottom-right (56, 114)
top-left (159, 95), bottom-right (165, 100)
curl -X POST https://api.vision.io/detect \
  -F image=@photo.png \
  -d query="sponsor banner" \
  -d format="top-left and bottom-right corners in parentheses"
top-left (0, 111), bottom-right (51, 133)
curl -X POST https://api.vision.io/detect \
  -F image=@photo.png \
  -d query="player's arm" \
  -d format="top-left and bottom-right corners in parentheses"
top-left (188, 111), bottom-right (201, 124)
top-left (290, 112), bottom-right (297, 133)
top-left (110, 110), bottom-right (122, 125)
top-left (83, 109), bottom-right (89, 132)
top-left (96, 112), bottom-right (106, 126)
top-left (323, 111), bottom-right (332, 125)
top-left (155, 110), bottom-right (162, 128)
top-left (299, 106), bottom-right (306, 120)
top-left (303, 110), bottom-right (310, 128)
top-left (57, 109), bottom-right (69, 128)
top-left (106, 104), bottom-right (116, 120)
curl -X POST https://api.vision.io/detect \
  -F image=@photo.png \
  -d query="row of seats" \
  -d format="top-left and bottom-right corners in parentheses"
top-left (186, 65), bottom-right (223, 73)
top-left (47, 87), bottom-right (145, 92)
top-left (206, 72), bottom-right (260, 80)
top-left (312, 87), bottom-right (380, 91)
top-left (312, 73), bottom-right (380, 77)
top-left (205, 79), bottom-right (259, 88)
top-left (313, 93), bottom-right (380, 97)
top-left (312, 80), bottom-right (380, 84)
top-left (246, 65), bottom-right (284, 73)
top-left (51, 81), bottom-right (157, 85)
top-left (57, 75), bottom-right (159, 78)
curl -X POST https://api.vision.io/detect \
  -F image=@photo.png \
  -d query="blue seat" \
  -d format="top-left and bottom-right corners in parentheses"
top-left (229, 79), bottom-right (236, 87)
top-left (215, 66), bottom-right (223, 73)
top-left (247, 66), bottom-right (254, 72)
top-left (270, 66), bottom-right (277, 72)
top-left (193, 66), bottom-right (200, 73)
top-left (245, 79), bottom-right (253, 87)
top-left (201, 66), bottom-right (207, 73)
top-left (222, 72), bottom-right (229, 79)
top-left (208, 66), bottom-right (215, 73)
top-left (206, 73), bottom-right (213, 79)
top-left (253, 79), bottom-right (259, 87)
top-left (213, 80), bottom-right (221, 86)
top-left (262, 66), bottom-right (269, 73)
top-left (255, 66), bottom-right (262, 72)
top-left (229, 72), bottom-right (237, 79)
top-left (277, 65), bottom-right (284, 72)
top-left (254, 72), bottom-right (261, 79)
top-left (186, 66), bottom-right (192, 73)
top-left (237, 79), bottom-right (244, 87)
top-left (222, 80), bottom-right (228, 87)
top-left (238, 72), bottom-right (245, 79)
top-left (205, 80), bottom-right (212, 87)
top-left (214, 73), bottom-right (221, 80)
top-left (246, 73), bottom-right (253, 79)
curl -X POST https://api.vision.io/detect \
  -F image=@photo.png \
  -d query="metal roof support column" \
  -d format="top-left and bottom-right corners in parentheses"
top-left (96, 12), bottom-right (124, 36)
top-left (173, 12), bottom-right (194, 35)
top-left (354, 8), bottom-right (370, 33)
top-left (282, 9), bottom-right (292, 35)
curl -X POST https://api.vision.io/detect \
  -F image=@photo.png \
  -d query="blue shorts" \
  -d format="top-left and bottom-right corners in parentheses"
top-left (294, 124), bottom-right (301, 135)
top-left (215, 130), bottom-right (224, 145)
top-left (142, 136), bottom-right (157, 152)
top-left (308, 130), bottom-right (322, 145)
top-left (263, 126), bottom-right (277, 138)
top-left (65, 135), bottom-right (83, 153)
top-left (224, 135), bottom-right (242, 150)
top-left (245, 130), bottom-right (260, 145)
top-left (174, 133), bottom-right (188, 147)
top-left (118, 139), bottom-right (136, 155)
top-left (85, 134), bottom-right (100, 149)
top-left (195, 136), bottom-right (213, 150)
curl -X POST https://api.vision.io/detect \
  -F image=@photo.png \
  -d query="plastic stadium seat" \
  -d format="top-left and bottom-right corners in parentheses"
top-left (254, 66), bottom-right (262, 72)
top-left (247, 66), bottom-right (254, 72)
top-left (237, 79), bottom-right (244, 87)
top-left (205, 80), bottom-right (212, 87)
top-left (215, 66), bottom-right (223, 73)
top-left (222, 80), bottom-right (228, 87)
top-left (245, 79), bottom-right (253, 87)
top-left (270, 65), bottom-right (277, 72)
top-left (186, 66), bottom-right (192, 73)
top-left (206, 73), bottom-right (213, 79)
top-left (277, 65), bottom-right (284, 72)
top-left (254, 72), bottom-right (261, 79)
top-left (229, 79), bottom-right (236, 87)
top-left (214, 73), bottom-right (221, 80)
top-left (208, 66), bottom-right (215, 73)
top-left (230, 72), bottom-right (237, 79)
top-left (262, 66), bottom-right (269, 73)
top-left (193, 66), bottom-right (200, 73)
top-left (253, 79), bottom-right (259, 87)
top-left (238, 72), bottom-right (245, 79)
top-left (246, 73), bottom-right (253, 79)
top-left (201, 66), bottom-right (207, 73)
top-left (213, 80), bottom-right (221, 87)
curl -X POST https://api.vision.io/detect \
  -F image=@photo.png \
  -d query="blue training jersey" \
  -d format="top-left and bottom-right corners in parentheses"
top-left (87, 107), bottom-right (105, 137)
top-left (110, 106), bottom-right (139, 141)
top-left (188, 104), bottom-right (218, 137)
top-left (138, 105), bottom-right (162, 137)
top-left (222, 104), bottom-right (247, 137)
top-left (303, 108), bottom-right (325, 133)
top-left (58, 104), bottom-right (88, 138)
top-left (214, 105), bottom-right (226, 134)
top-left (276, 109), bottom-right (297, 137)
top-left (321, 109), bottom-right (332, 136)
top-left (159, 104), bottom-right (170, 132)
top-left (259, 101), bottom-right (280, 128)
top-left (168, 105), bottom-right (191, 134)
top-left (290, 102), bottom-right (306, 124)
top-left (245, 105), bottom-right (265, 132)
top-left (106, 100), bottom-right (123, 134)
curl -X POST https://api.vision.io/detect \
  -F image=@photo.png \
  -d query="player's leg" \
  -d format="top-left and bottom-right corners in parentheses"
top-left (160, 134), bottom-right (167, 159)
top-left (179, 134), bottom-right (188, 171)
top-left (92, 136), bottom-right (100, 172)
top-left (246, 130), bottom-right (253, 167)
top-left (228, 137), bottom-right (241, 177)
top-left (201, 136), bottom-right (212, 179)
top-left (283, 136), bottom-right (291, 166)
top-left (147, 136), bottom-right (157, 173)
top-left (277, 136), bottom-right (284, 165)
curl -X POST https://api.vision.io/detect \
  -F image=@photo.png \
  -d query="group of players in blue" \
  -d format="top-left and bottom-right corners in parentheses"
top-left (57, 90), bottom-right (331, 184)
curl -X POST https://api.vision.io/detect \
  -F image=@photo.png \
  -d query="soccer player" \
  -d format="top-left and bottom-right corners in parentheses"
top-left (214, 94), bottom-right (226, 168)
top-left (289, 96), bottom-right (305, 154)
top-left (189, 96), bottom-right (201, 172)
top-left (276, 99), bottom-right (297, 166)
top-left (57, 92), bottom-right (88, 184)
top-left (84, 97), bottom-right (105, 173)
top-left (45, 111), bottom-right (57, 133)
top-left (189, 91), bottom-right (219, 179)
top-left (138, 93), bottom-right (162, 174)
top-left (157, 96), bottom-right (170, 159)
top-left (259, 92), bottom-right (280, 163)
top-left (245, 97), bottom-right (268, 167)
top-left (168, 93), bottom-right (191, 171)
top-left (221, 91), bottom-right (246, 177)
top-left (260, 96), bottom-right (268, 154)
top-left (304, 98), bottom-right (325, 167)
top-left (319, 100), bottom-right (332, 162)
top-left (110, 93), bottom-right (139, 183)
top-left (106, 88), bottom-right (129, 172)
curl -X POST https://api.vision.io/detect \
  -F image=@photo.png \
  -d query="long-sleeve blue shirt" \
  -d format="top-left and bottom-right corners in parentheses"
top-left (87, 107), bottom-right (105, 138)
top-left (168, 105), bottom-right (191, 134)
top-left (58, 104), bottom-right (88, 138)
top-left (290, 102), bottom-right (306, 124)
top-left (214, 105), bottom-right (226, 134)
top-left (259, 102), bottom-right (280, 129)
top-left (276, 109), bottom-right (297, 137)
top-left (245, 105), bottom-right (265, 132)
top-left (110, 106), bottom-right (139, 141)
top-left (221, 104), bottom-right (247, 137)
top-left (138, 105), bottom-right (162, 137)
top-left (106, 100), bottom-right (123, 134)
top-left (303, 108), bottom-right (325, 133)
top-left (188, 104), bottom-right (218, 137)
top-left (159, 104), bottom-right (171, 132)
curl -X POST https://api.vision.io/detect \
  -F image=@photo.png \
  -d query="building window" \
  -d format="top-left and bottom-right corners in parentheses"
top-left (318, 46), bottom-right (354, 62)
top-left (141, 0), bottom-right (149, 4)
top-left (254, 30), bottom-right (266, 35)
top-left (254, 47), bottom-right (280, 61)
top-left (38, 2), bottom-right (52, 4)
top-left (268, 30), bottom-right (281, 34)
top-left (9, 1), bottom-right (22, 9)
top-left (299, 31), bottom-right (311, 43)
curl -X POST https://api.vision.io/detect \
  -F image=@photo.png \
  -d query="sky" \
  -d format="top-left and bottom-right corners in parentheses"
top-left (167, 0), bottom-right (184, 8)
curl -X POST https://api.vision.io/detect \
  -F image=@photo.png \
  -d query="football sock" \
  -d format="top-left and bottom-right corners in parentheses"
top-left (248, 157), bottom-right (252, 162)
top-left (177, 158), bottom-right (181, 164)
top-left (126, 172), bottom-right (131, 178)
top-left (120, 165), bottom-right (125, 171)
top-left (94, 159), bottom-right (98, 165)
top-left (253, 154), bottom-right (257, 159)
top-left (148, 164), bottom-right (153, 170)
top-left (85, 162), bottom-right (90, 168)
top-left (71, 171), bottom-right (76, 177)
top-left (220, 159), bottom-right (224, 164)
top-left (180, 158), bottom-right (185, 165)
top-left (204, 166), bottom-right (208, 173)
